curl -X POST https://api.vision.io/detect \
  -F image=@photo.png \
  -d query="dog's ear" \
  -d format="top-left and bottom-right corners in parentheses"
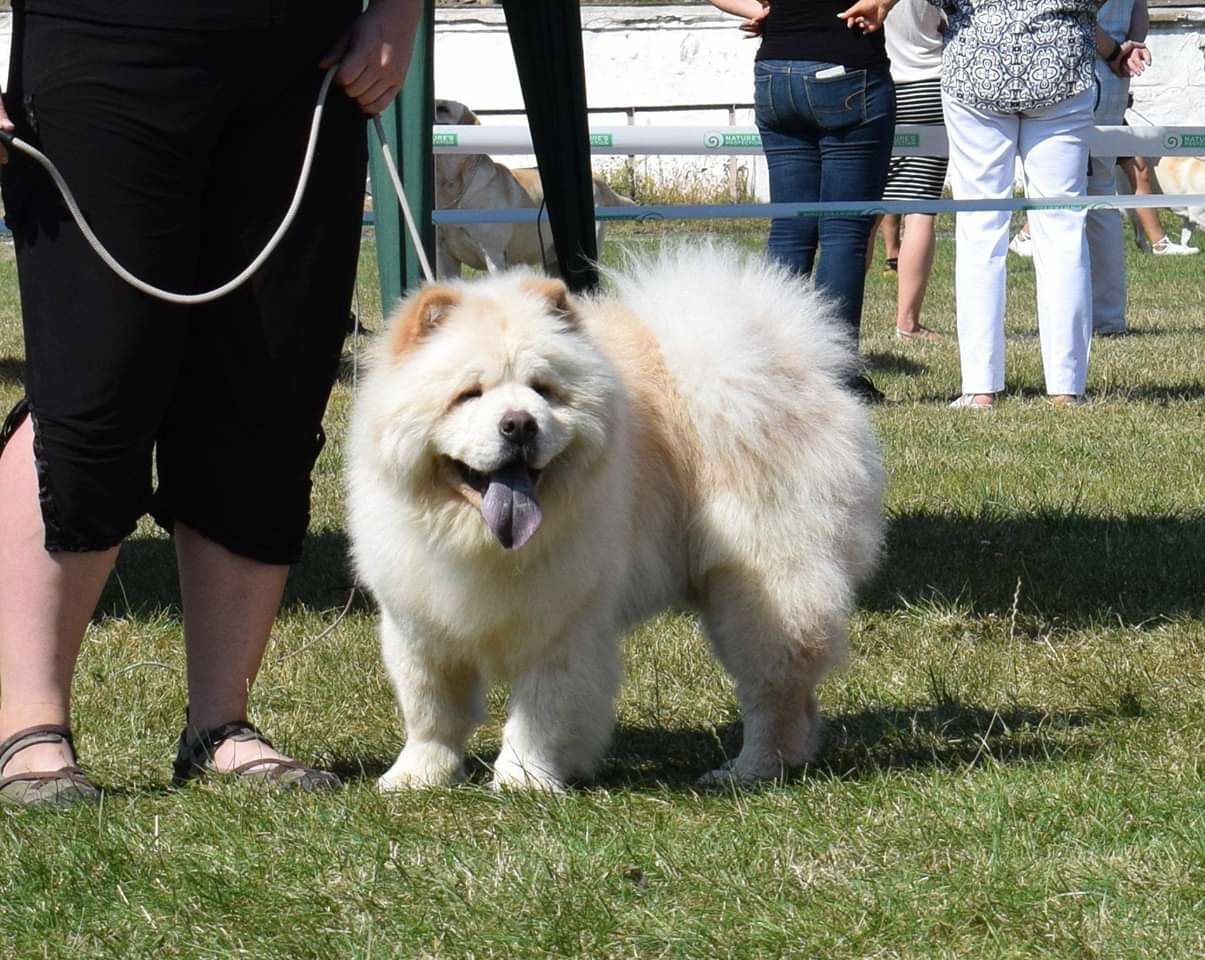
top-left (523, 278), bottom-right (579, 328)
top-left (390, 285), bottom-right (462, 357)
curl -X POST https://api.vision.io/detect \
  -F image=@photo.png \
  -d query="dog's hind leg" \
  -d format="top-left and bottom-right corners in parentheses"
top-left (696, 569), bottom-right (844, 785)
top-left (378, 615), bottom-right (485, 790)
top-left (492, 613), bottom-right (621, 791)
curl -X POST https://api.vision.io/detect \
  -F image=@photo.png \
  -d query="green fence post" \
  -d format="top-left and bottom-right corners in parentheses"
top-left (368, 0), bottom-right (435, 312)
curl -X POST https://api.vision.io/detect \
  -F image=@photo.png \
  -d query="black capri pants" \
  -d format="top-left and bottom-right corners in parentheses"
top-left (0, 7), bottom-right (367, 565)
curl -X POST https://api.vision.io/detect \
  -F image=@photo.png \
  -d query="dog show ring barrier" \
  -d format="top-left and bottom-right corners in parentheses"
top-left (428, 123), bottom-right (1205, 225)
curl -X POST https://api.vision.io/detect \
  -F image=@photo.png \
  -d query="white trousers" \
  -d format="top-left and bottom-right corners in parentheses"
top-left (944, 89), bottom-right (1095, 396)
top-left (1087, 69), bottom-right (1130, 335)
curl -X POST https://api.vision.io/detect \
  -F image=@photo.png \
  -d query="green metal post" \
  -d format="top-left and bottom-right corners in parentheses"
top-left (369, 0), bottom-right (435, 312)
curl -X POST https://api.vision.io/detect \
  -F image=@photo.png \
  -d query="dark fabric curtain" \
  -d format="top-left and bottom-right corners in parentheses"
top-left (500, 0), bottom-right (599, 292)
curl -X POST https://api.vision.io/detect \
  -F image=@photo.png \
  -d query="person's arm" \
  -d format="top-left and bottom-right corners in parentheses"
top-left (707, 0), bottom-right (767, 18)
top-left (838, 0), bottom-right (900, 34)
top-left (1129, 0), bottom-right (1150, 45)
top-left (1096, 27), bottom-right (1152, 79)
top-left (321, 0), bottom-right (423, 116)
top-left (0, 96), bottom-right (12, 164)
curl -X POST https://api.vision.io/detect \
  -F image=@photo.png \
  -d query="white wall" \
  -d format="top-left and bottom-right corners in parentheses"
top-left (2, 5), bottom-right (1203, 202)
top-left (436, 4), bottom-right (1205, 200)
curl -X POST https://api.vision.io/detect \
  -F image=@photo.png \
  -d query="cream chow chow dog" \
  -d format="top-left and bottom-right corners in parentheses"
top-left (346, 246), bottom-right (885, 790)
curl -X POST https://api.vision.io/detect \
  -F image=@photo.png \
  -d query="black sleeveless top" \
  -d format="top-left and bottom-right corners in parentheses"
top-left (757, 0), bottom-right (889, 69)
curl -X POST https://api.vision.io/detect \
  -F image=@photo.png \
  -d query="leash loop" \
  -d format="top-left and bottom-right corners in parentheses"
top-left (0, 63), bottom-right (436, 303)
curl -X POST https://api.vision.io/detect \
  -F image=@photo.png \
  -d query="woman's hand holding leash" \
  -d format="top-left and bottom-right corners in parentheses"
top-left (321, 0), bottom-right (422, 116)
top-left (0, 97), bottom-right (14, 164)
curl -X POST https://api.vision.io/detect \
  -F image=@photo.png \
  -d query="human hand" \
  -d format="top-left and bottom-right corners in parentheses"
top-left (1112, 41), bottom-right (1152, 79)
top-left (320, 0), bottom-right (422, 116)
top-left (739, 1), bottom-right (770, 38)
top-left (837, 0), bottom-right (896, 34)
top-left (0, 96), bottom-right (14, 164)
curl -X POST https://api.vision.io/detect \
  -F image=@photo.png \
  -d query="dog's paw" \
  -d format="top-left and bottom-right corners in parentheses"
top-left (490, 754), bottom-right (567, 793)
top-left (378, 744), bottom-right (465, 791)
top-left (696, 759), bottom-right (785, 789)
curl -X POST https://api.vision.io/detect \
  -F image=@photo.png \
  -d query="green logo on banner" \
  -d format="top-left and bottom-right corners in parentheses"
top-left (894, 133), bottom-right (920, 148)
top-left (724, 133), bottom-right (761, 148)
top-left (1170, 133), bottom-right (1205, 150)
top-left (590, 133), bottom-right (615, 147)
top-left (705, 131), bottom-right (762, 149)
top-left (432, 133), bottom-right (458, 147)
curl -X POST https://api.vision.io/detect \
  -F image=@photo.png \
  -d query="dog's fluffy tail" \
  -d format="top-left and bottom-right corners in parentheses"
top-left (600, 241), bottom-right (883, 591)
top-left (600, 240), bottom-right (860, 423)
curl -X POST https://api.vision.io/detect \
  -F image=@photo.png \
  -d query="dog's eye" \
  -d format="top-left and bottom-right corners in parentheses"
top-left (454, 386), bottom-right (482, 405)
top-left (531, 383), bottom-right (559, 402)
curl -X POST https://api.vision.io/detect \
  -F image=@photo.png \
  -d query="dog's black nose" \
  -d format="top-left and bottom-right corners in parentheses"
top-left (499, 409), bottom-right (538, 444)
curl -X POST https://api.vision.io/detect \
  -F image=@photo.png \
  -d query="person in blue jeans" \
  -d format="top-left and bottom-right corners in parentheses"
top-left (709, 0), bottom-right (900, 403)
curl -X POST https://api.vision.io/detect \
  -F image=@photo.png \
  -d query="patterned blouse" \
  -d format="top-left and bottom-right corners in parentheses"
top-left (926, 1), bottom-right (1105, 114)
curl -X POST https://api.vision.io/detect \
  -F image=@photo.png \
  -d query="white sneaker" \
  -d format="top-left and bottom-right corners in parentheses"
top-left (1008, 230), bottom-right (1033, 257)
top-left (1151, 235), bottom-right (1199, 256)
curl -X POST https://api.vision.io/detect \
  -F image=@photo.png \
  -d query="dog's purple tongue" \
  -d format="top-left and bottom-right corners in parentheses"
top-left (480, 464), bottom-right (542, 550)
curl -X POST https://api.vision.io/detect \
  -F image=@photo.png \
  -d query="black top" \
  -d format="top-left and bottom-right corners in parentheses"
top-left (757, 0), bottom-right (889, 69)
top-left (17, 0), bottom-right (342, 30)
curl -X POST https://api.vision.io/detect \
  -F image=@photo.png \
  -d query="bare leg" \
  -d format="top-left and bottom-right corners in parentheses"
top-left (0, 419), bottom-right (117, 775)
top-left (881, 214), bottom-right (901, 262)
top-left (1124, 156), bottom-right (1170, 246)
top-left (176, 522), bottom-right (294, 771)
top-left (896, 213), bottom-right (938, 336)
top-left (865, 214), bottom-right (896, 274)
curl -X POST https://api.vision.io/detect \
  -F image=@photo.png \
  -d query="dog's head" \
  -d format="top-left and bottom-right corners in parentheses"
top-left (433, 100), bottom-right (484, 207)
top-left (435, 99), bottom-right (481, 127)
top-left (357, 273), bottom-right (620, 554)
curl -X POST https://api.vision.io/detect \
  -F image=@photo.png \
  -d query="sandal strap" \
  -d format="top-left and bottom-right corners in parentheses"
top-left (0, 764), bottom-right (89, 793)
top-left (173, 719), bottom-right (275, 781)
top-left (232, 757), bottom-right (306, 779)
top-left (0, 723), bottom-right (75, 774)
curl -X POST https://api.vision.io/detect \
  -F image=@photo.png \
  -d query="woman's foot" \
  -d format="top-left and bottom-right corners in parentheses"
top-left (0, 725), bottom-right (100, 808)
top-left (1047, 394), bottom-right (1084, 407)
top-left (896, 325), bottom-right (940, 342)
top-left (1008, 229), bottom-right (1032, 258)
top-left (950, 393), bottom-right (995, 409)
top-left (173, 719), bottom-right (340, 791)
top-left (1151, 235), bottom-right (1199, 256)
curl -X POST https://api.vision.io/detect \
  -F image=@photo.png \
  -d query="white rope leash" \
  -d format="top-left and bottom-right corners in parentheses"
top-left (371, 114), bottom-right (435, 283)
top-left (0, 63), bottom-right (436, 302)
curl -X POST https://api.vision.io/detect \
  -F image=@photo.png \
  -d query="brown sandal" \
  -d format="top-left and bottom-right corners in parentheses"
top-left (172, 719), bottom-right (340, 792)
top-left (0, 724), bottom-right (100, 809)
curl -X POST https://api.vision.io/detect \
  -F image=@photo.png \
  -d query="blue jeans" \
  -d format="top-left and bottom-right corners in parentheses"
top-left (754, 60), bottom-right (895, 341)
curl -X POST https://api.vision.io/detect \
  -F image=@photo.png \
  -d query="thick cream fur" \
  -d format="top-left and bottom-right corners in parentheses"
top-left (346, 244), bottom-right (885, 790)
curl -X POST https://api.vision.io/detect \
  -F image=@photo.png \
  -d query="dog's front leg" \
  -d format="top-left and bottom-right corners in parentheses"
top-left (492, 613), bottom-right (621, 792)
top-left (435, 230), bottom-right (462, 279)
top-left (378, 614), bottom-right (484, 791)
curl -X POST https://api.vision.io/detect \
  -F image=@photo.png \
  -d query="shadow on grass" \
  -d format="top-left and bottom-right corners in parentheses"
top-left (98, 528), bottom-right (358, 618)
top-left (594, 699), bottom-right (1116, 789)
top-left (1098, 383), bottom-right (1205, 403)
top-left (865, 350), bottom-right (927, 376)
top-left (869, 508), bottom-right (1205, 623)
top-left (915, 377), bottom-right (1205, 404)
top-left (330, 700), bottom-right (1121, 791)
top-left (0, 355), bottom-right (23, 387)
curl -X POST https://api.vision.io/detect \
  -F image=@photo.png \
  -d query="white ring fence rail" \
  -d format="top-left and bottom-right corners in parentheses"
top-left (429, 124), bottom-right (1205, 225)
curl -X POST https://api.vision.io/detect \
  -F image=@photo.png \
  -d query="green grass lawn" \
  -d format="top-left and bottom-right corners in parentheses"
top-left (0, 221), bottom-right (1202, 959)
